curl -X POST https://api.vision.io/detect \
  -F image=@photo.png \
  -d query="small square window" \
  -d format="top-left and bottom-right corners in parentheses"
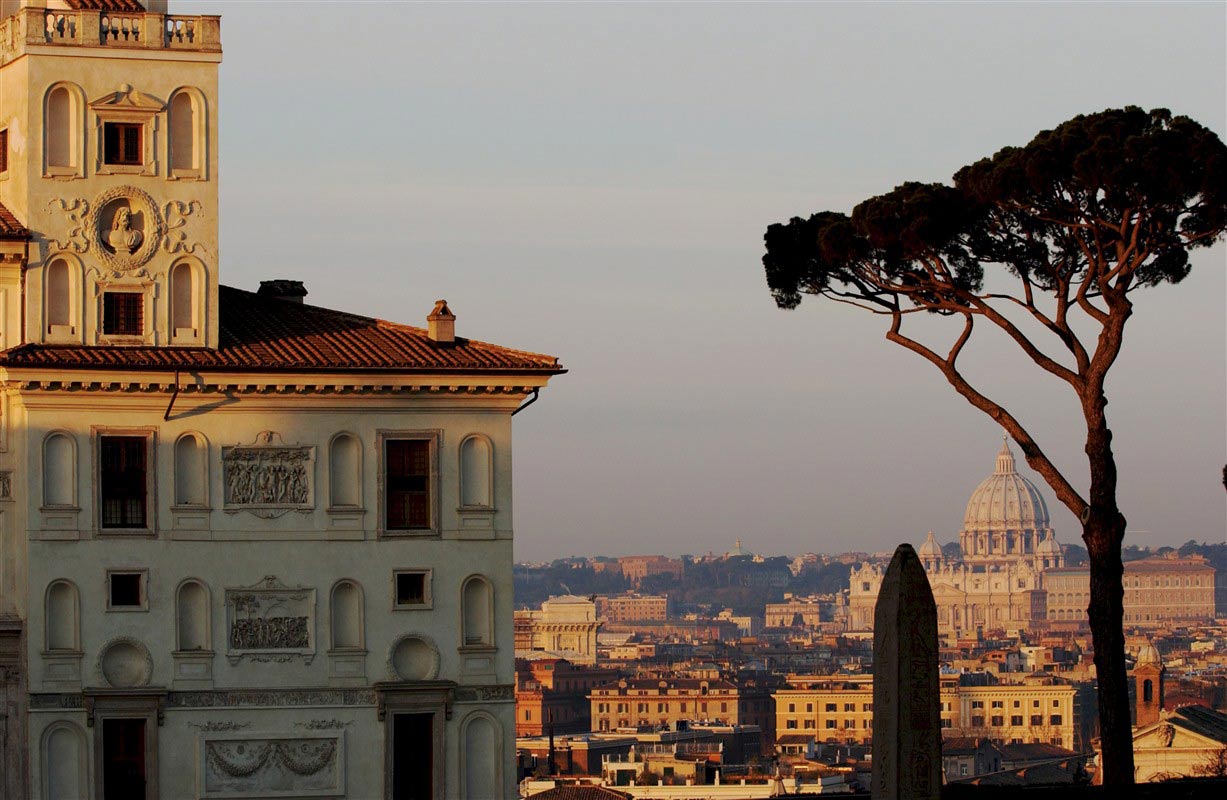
top-left (394, 570), bottom-right (430, 607)
top-left (103, 122), bottom-right (143, 166)
top-left (103, 292), bottom-right (143, 336)
top-left (108, 572), bottom-right (144, 609)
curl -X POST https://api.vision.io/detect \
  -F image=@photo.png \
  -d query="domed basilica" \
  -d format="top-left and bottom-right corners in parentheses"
top-left (848, 437), bottom-right (1064, 637)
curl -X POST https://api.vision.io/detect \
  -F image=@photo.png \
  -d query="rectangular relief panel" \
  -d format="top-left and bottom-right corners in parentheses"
top-left (224, 577), bottom-right (316, 665)
top-left (200, 732), bottom-right (344, 799)
top-left (222, 432), bottom-right (314, 519)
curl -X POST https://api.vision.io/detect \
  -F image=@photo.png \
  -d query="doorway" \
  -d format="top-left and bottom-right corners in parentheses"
top-left (392, 713), bottom-right (433, 800)
top-left (102, 718), bottom-right (146, 799)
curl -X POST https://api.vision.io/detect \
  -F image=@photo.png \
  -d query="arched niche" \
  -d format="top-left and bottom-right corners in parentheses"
top-left (41, 722), bottom-right (88, 800)
top-left (328, 433), bottom-right (362, 508)
top-left (173, 432), bottom-right (208, 506)
top-left (44, 82), bottom-right (84, 176)
top-left (45, 580), bottom-right (79, 651)
top-left (44, 258), bottom-right (79, 339)
top-left (167, 86), bottom-right (207, 179)
top-left (461, 712), bottom-right (501, 799)
top-left (169, 258), bottom-right (206, 344)
top-left (42, 432), bottom-right (76, 508)
top-left (330, 580), bottom-right (364, 650)
top-left (459, 434), bottom-right (493, 508)
top-left (176, 580), bottom-right (210, 651)
top-left (461, 575), bottom-right (493, 648)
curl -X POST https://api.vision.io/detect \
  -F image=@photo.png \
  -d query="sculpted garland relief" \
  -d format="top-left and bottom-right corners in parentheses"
top-left (202, 735), bottom-right (342, 798)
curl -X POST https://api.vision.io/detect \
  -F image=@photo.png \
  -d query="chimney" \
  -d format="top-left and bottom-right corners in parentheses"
top-left (257, 280), bottom-right (308, 304)
top-left (427, 300), bottom-right (455, 343)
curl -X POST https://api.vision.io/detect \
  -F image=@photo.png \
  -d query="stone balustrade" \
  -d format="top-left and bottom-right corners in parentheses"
top-left (0, 8), bottom-right (219, 62)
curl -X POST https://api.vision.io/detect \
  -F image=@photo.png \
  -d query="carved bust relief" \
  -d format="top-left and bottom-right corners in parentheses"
top-left (86, 186), bottom-right (164, 270)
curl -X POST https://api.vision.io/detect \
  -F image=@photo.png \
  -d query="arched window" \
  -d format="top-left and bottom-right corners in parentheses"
top-left (171, 262), bottom-right (197, 338)
top-left (43, 432), bottom-right (76, 507)
top-left (169, 92), bottom-right (196, 172)
top-left (329, 433), bottom-right (362, 508)
top-left (46, 259), bottom-right (73, 333)
top-left (45, 580), bottom-right (79, 651)
top-left (167, 87), bottom-right (206, 179)
top-left (176, 580), bottom-right (210, 651)
top-left (174, 432), bottom-right (207, 506)
top-left (330, 580), bottom-right (364, 650)
top-left (462, 575), bottom-right (493, 647)
top-left (44, 83), bottom-right (84, 176)
top-left (42, 722), bottom-right (88, 800)
top-left (462, 713), bottom-right (500, 798)
top-left (459, 435), bottom-right (492, 508)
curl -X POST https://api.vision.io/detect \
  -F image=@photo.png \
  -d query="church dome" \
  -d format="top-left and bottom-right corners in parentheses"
top-left (1136, 641), bottom-right (1162, 667)
top-left (918, 531), bottom-right (943, 561)
top-left (963, 438), bottom-right (1051, 532)
top-left (1037, 531), bottom-right (1061, 555)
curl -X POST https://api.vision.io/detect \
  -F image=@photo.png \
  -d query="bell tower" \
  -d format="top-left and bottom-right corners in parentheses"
top-left (0, 0), bottom-right (222, 351)
top-left (1132, 640), bottom-right (1165, 727)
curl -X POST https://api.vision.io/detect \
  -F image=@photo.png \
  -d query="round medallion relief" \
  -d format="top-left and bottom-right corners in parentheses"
top-left (99, 638), bottom-right (153, 688)
top-left (87, 186), bottom-right (165, 271)
top-left (390, 636), bottom-right (438, 681)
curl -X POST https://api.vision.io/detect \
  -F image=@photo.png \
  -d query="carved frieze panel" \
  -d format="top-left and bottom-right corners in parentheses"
top-left (225, 576), bottom-right (315, 664)
top-left (201, 733), bottom-right (343, 799)
top-left (222, 432), bottom-right (314, 519)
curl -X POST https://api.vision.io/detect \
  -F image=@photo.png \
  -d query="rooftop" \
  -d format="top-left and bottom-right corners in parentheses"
top-left (0, 285), bottom-right (564, 375)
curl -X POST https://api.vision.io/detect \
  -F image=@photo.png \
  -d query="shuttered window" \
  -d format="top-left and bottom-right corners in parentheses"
top-left (100, 436), bottom-right (147, 528)
top-left (103, 292), bottom-right (143, 336)
top-left (103, 122), bottom-right (142, 166)
top-left (386, 440), bottom-right (430, 529)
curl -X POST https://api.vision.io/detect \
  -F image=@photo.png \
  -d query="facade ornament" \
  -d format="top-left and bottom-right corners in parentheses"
top-left (203, 737), bottom-right (341, 793)
top-left (163, 199), bottom-right (206, 254)
top-left (46, 198), bottom-right (91, 252)
top-left (1159, 722), bottom-right (1175, 747)
top-left (295, 719), bottom-right (351, 730)
top-left (86, 186), bottom-right (165, 270)
top-left (222, 432), bottom-right (315, 518)
top-left (225, 576), bottom-right (315, 664)
top-left (189, 720), bottom-right (252, 732)
top-left (0, 470), bottom-right (11, 500)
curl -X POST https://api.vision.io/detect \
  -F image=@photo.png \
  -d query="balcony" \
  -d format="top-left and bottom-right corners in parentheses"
top-left (0, 8), bottom-right (220, 63)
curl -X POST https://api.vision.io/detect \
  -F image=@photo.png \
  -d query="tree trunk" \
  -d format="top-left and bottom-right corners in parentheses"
top-left (1083, 503), bottom-right (1133, 784)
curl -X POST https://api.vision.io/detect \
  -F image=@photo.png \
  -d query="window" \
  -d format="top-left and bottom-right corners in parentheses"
top-left (825, 703), bottom-right (836, 712)
top-left (1050, 715), bottom-right (1062, 725)
top-left (825, 720), bottom-right (836, 729)
top-left (386, 439), bottom-right (430, 530)
top-left (1011, 715), bottom-right (1023, 726)
top-left (785, 720), bottom-right (797, 729)
top-left (100, 436), bottom-right (147, 528)
top-left (959, 765), bottom-right (968, 776)
top-left (108, 572), bottom-right (144, 609)
top-left (103, 122), bottom-right (142, 165)
top-left (806, 703), bottom-right (813, 712)
top-left (971, 716), bottom-right (984, 727)
top-left (394, 571), bottom-right (430, 607)
top-left (971, 701), bottom-right (984, 709)
top-left (991, 701), bottom-right (1003, 709)
top-left (787, 703), bottom-right (795, 713)
top-left (844, 703), bottom-right (855, 712)
top-left (0, 128), bottom-right (7, 173)
top-left (941, 719), bottom-right (952, 729)
top-left (804, 720), bottom-right (815, 729)
top-left (102, 292), bottom-right (143, 336)
top-left (1031, 715), bottom-right (1043, 726)
top-left (991, 715), bottom-right (1004, 727)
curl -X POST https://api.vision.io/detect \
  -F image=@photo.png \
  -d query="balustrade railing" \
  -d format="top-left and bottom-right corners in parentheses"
top-left (1, 9), bottom-right (220, 54)
top-left (100, 14), bottom-right (141, 44)
top-left (45, 11), bottom-right (78, 43)
top-left (165, 16), bottom-right (197, 46)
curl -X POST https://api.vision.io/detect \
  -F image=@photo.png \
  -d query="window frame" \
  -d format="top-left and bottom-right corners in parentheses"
top-left (393, 569), bottom-right (433, 610)
top-left (101, 290), bottom-right (145, 337)
top-left (377, 429), bottom-right (441, 537)
top-left (106, 569), bottom-right (149, 612)
top-left (92, 427), bottom-right (157, 536)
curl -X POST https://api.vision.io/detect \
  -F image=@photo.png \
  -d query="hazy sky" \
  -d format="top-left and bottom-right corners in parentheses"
top-left (188, 1), bottom-right (1225, 560)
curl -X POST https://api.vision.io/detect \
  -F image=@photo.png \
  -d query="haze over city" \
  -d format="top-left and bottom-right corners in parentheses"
top-left (202, 1), bottom-right (1226, 560)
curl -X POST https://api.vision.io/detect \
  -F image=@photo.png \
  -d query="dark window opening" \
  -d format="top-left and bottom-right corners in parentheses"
top-left (109, 573), bottom-right (143, 607)
top-left (386, 440), bottom-right (430, 529)
top-left (104, 122), bottom-right (142, 166)
top-left (102, 718), bottom-right (146, 799)
top-left (392, 713), bottom-right (432, 800)
top-left (100, 436), bottom-right (147, 528)
top-left (0, 128), bottom-right (8, 173)
top-left (103, 292), bottom-right (143, 336)
top-left (396, 572), bottom-right (426, 606)
top-left (1143, 679), bottom-right (1153, 702)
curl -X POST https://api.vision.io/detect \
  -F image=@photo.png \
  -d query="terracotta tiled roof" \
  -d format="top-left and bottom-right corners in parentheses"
top-left (0, 285), bottom-right (564, 374)
top-left (64, 0), bottom-right (146, 11)
top-left (530, 787), bottom-right (632, 800)
top-left (0, 202), bottom-right (28, 241)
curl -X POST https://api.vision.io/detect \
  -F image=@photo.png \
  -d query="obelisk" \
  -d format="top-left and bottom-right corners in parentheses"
top-left (871, 543), bottom-right (941, 799)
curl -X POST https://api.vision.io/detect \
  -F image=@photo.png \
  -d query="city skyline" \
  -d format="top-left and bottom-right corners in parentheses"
top-left (197, 1), bottom-right (1225, 560)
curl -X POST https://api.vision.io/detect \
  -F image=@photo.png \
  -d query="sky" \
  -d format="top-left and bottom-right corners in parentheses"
top-left (187, 1), bottom-right (1226, 561)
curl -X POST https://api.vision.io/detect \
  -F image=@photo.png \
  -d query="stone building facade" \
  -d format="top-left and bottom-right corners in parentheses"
top-left (0, 3), bottom-right (562, 798)
top-left (514, 595), bottom-right (600, 665)
top-left (588, 678), bottom-right (739, 732)
top-left (1045, 556), bottom-right (1216, 628)
top-left (848, 438), bottom-right (1060, 637)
